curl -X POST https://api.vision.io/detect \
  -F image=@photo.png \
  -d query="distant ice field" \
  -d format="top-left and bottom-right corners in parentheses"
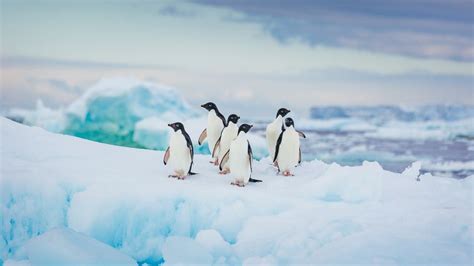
top-left (252, 122), bottom-right (474, 179)
top-left (6, 77), bottom-right (474, 179)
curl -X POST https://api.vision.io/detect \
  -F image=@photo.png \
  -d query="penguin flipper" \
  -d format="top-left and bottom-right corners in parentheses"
top-left (249, 177), bottom-right (262, 183)
top-left (163, 147), bottom-right (170, 165)
top-left (298, 147), bottom-right (302, 164)
top-left (198, 129), bottom-right (207, 145)
top-left (297, 130), bottom-right (306, 138)
top-left (273, 131), bottom-right (284, 163)
top-left (212, 137), bottom-right (221, 158)
top-left (219, 150), bottom-right (230, 171)
top-left (247, 140), bottom-right (253, 173)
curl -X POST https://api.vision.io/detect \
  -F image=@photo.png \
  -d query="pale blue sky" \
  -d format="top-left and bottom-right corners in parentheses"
top-left (1, 0), bottom-right (472, 116)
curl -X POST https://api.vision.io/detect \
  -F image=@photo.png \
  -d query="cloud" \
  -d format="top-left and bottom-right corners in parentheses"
top-left (194, 0), bottom-right (474, 61)
top-left (157, 4), bottom-right (196, 17)
top-left (1, 56), bottom-right (173, 70)
top-left (25, 77), bottom-right (82, 94)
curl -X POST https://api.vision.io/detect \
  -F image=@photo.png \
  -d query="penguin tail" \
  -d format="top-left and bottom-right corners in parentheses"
top-left (188, 171), bottom-right (198, 175)
top-left (249, 177), bottom-right (262, 183)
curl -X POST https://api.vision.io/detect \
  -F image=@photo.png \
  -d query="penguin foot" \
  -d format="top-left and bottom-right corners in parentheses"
top-left (219, 170), bottom-right (229, 175)
top-left (231, 180), bottom-right (245, 187)
top-left (168, 175), bottom-right (178, 178)
top-left (282, 171), bottom-right (294, 176)
top-left (177, 176), bottom-right (186, 180)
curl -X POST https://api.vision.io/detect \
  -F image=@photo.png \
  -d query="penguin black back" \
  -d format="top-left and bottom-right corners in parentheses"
top-left (201, 102), bottom-right (226, 126)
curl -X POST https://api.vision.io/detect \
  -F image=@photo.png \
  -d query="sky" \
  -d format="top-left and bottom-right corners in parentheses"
top-left (1, 0), bottom-right (473, 116)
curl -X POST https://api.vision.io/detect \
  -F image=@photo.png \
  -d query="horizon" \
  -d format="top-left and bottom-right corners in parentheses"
top-left (1, 0), bottom-right (473, 116)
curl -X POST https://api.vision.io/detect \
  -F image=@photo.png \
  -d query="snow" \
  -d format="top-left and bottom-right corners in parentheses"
top-left (1, 117), bottom-right (472, 265)
top-left (298, 117), bottom-right (474, 140)
top-left (365, 119), bottom-right (474, 140)
top-left (310, 105), bottom-right (474, 122)
top-left (8, 100), bottom-right (66, 133)
top-left (9, 228), bottom-right (136, 265)
top-left (162, 236), bottom-right (213, 265)
top-left (423, 160), bottom-right (474, 171)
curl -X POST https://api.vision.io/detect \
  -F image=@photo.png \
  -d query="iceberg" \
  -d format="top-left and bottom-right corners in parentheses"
top-left (1, 117), bottom-right (472, 265)
top-left (8, 77), bottom-right (200, 149)
top-left (7, 78), bottom-right (270, 159)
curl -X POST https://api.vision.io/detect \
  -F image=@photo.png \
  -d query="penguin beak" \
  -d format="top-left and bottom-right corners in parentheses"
top-left (167, 123), bottom-right (174, 129)
top-left (249, 125), bottom-right (253, 129)
top-left (200, 104), bottom-right (206, 108)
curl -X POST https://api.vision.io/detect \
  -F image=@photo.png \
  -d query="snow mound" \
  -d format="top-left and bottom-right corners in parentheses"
top-left (1, 118), bottom-right (472, 265)
top-left (8, 100), bottom-right (66, 133)
top-left (12, 228), bottom-right (136, 265)
top-left (162, 236), bottom-right (213, 265)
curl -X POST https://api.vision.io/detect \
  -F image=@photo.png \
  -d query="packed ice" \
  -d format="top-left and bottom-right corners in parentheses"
top-left (1, 118), bottom-right (472, 265)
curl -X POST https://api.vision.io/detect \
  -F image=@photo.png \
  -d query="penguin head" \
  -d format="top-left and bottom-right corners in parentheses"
top-left (284, 117), bottom-right (294, 128)
top-left (201, 102), bottom-right (218, 112)
top-left (238, 123), bottom-right (253, 134)
top-left (168, 122), bottom-right (185, 132)
top-left (276, 108), bottom-right (291, 118)
top-left (227, 114), bottom-right (240, 124)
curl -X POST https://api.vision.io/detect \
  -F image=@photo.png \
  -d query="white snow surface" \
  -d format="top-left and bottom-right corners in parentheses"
top-left (298, 117), bottom-right (474, 140)
top-left (1, 117), bottom-right (472, 265)
top-left (6, 227), bottom-right (136, 265)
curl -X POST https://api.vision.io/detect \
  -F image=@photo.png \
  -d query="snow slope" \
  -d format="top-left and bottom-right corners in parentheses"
top-left (4, 228), bottom-right (136, 265)
top-left (1, 118), bottom-right (472, 265)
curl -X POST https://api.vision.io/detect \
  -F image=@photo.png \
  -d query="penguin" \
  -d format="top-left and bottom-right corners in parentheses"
top-left (273, 117), bottom-right (306, 176)
top-left (266, 108), bottom-right (291, 162)
top-left (213, 114), bottom-right (240, 175)
top-left (219, 124), bottom-right (262, 187)
top-left (163, 122), bottom-right (196, 179)
top-left (198, 102), bottom-right (226, 165)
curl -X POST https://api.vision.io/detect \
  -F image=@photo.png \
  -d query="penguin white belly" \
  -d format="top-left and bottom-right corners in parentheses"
top-left (266, 117), bottom-right (282, 159)
top-left (218, 124), bottom-right (238, 169)
top-left (277, 130), bottom-right (300, 172)
top-left (207, 111), bottom-right (224, 158)
top-left (168, 131), bottom-right (191, 174)
top-left (229, 137), bottom-right (251, 184)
